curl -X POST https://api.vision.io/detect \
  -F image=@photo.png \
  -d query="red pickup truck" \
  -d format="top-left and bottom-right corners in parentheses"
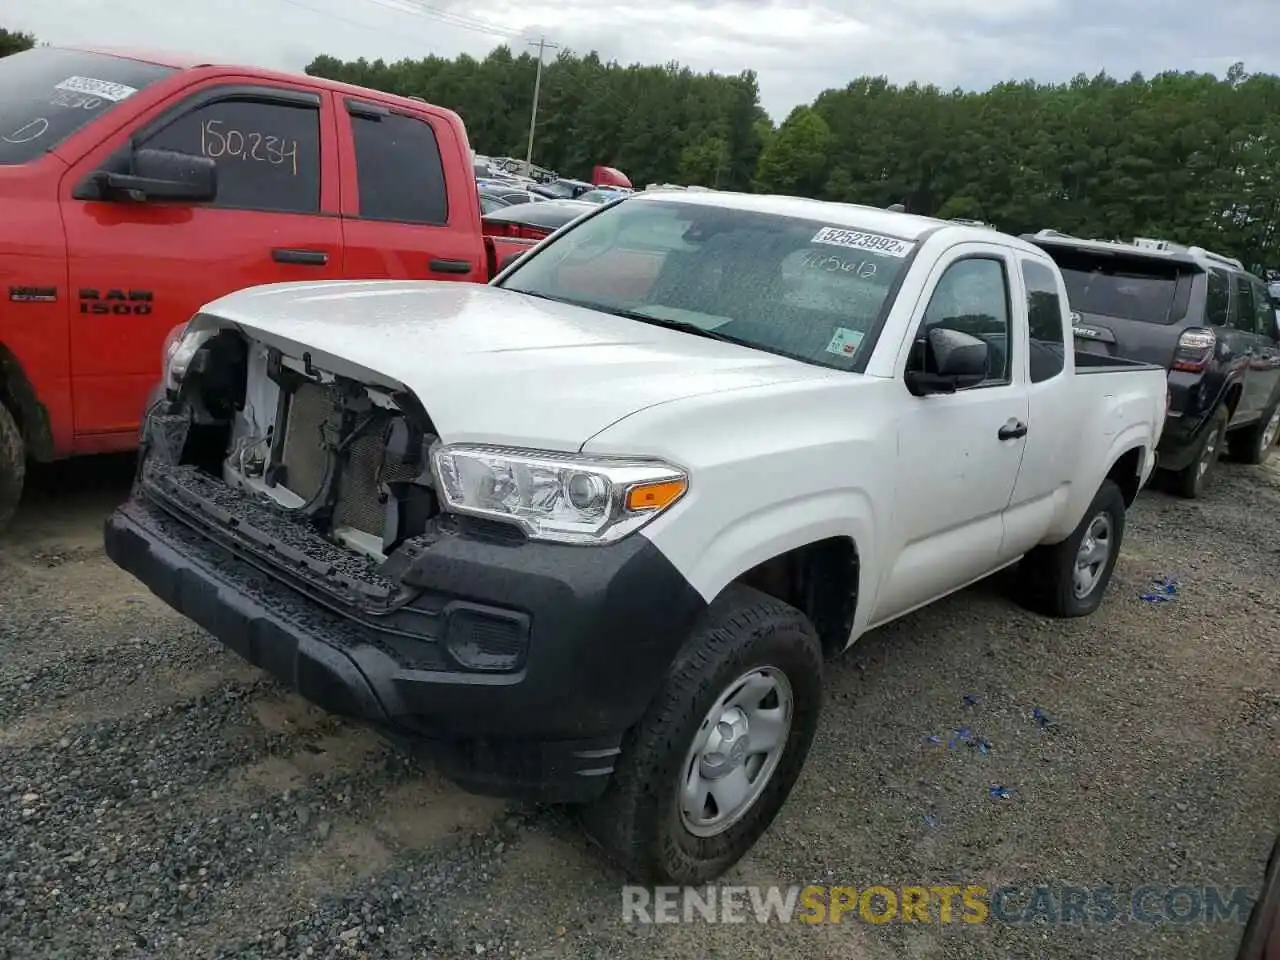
top-left (0, 44), bottom-right (532, 528)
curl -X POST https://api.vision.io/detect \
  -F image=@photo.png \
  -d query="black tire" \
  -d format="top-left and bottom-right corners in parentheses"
top-left (0, 401), bottom-right (24, 533)
top-left (580, 583), bottom-right (823, 884)
top-left (1236, 832), bottom-right (1280, 960)
top-left (1168, 405), bottom-right (1228, 499)
top-left (1016, 479), bottom-right (1126, 618)
top-left (1228, 397), bottom-right (1280, 466)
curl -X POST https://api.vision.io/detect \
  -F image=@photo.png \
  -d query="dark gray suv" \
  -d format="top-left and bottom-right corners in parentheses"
top-left (1022, 231), bottom-right (1280, 498)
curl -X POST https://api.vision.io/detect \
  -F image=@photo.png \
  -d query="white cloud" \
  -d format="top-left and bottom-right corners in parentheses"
top-left (8, 0), bottom-right (1280, 119)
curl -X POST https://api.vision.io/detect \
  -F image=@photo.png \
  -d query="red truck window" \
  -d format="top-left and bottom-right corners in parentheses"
top-left (139, 96), bottom-right (322, 215)
top-left (349, 111), bottom-right (448, 225)
top-left (0, 47), bottom-right (175, 165)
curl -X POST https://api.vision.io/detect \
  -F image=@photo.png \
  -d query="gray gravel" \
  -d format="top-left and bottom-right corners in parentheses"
top-left (1, 453), bottom-right (1276, 960)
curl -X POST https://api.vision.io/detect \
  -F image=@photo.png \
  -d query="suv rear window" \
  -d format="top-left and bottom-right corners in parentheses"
top-left (0, 47), bottom-right (176, 165)
top-left (1044, 247), bottom-right (1186, 325)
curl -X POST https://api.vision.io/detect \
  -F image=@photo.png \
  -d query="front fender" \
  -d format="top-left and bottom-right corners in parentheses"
top-left (640, 486), bottom-right (879, 627)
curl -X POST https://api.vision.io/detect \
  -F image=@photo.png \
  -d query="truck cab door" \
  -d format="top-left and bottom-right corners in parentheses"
top-left (1000, 255), bottom-right (1077, 559)
top-left (873, 247), bottom-right (1029, 623)
top-left (59, 80), bottom-right (343, 446)
top-left (336, 99), bottom-right (487, 283)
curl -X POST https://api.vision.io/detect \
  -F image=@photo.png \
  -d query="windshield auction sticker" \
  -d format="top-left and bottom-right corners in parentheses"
top-left (811, 226), bottom-right (914, 259)
top-left (54, 76), bottom-right (139, 102)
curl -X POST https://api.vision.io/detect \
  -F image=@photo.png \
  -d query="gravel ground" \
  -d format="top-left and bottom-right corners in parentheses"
top-left (1, 452), bottom-right (1277, 960)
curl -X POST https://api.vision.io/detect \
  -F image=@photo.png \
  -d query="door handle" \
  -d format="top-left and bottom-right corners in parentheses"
top-left (429, 258), bottom-right (473, 274)
top-left (998, 420), bottom-right (1028, 441)
top-left (273, 248), bottom-right (329, 266)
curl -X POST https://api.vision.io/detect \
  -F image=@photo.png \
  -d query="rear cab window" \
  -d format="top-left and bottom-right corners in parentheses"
top-left (1020, 259), bottom-right (1066, 383)
top-left (495, 197), bottom-right (915, 370)
top-left (0, 47), bottom-right (176, 165)
top-left (347, 103), bottom-right (448, 225)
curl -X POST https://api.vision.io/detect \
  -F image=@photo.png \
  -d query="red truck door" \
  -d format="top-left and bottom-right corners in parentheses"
top-left (59, 79), bottom-right (344, 445)
top-left (336, 98), bottom-right (487, 283)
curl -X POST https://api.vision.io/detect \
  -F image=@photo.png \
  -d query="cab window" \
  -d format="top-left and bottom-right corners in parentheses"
top-left (140, 95), bottom-right (322, 215)
top-left (912, 257), bottom-right (1012, 386)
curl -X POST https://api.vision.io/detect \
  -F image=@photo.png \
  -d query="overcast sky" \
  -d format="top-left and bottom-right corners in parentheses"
top-left (9, 0), bottom-right (1279, 120)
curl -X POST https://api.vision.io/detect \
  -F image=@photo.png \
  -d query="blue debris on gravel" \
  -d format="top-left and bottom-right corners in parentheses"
top-left (1141, 576), bottom-right (1179, 603)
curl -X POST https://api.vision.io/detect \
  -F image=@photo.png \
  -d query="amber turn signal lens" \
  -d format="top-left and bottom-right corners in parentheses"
top-left (625, 478), bottom-right (687, 512)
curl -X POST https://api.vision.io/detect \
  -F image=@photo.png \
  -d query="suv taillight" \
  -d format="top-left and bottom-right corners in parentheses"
top-left (1171, 327), bottom-right (1215, 373)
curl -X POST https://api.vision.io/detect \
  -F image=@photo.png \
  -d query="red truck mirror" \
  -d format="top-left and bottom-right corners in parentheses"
top-left (99, 148), bottom-right (217, 204)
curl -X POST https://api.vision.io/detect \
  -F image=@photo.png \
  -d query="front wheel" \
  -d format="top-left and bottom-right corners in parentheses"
top-left (581, 584), bottom-right (823, 884)
top-left (0, 401), bottom-right (25, 533)
top-left (1016, 478), bottom-right (1126, 618)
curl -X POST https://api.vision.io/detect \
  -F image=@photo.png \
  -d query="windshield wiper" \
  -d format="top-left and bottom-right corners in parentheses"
top-left (596, 308), bottom-right (747, 346)
top-left (511, 291), bottom-right (749, 346)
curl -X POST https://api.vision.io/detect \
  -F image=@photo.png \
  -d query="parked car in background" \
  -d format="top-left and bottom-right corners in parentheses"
top-left (530, 178), bottom-right (594, 200)
top-left (478, 185), bottom-right (543, 213)
top-left (577, 188), bottom-right (626, 204)
top-left (480, 198), bottom-right (597, 241)
top-left (0, 44), bottom-right (534, 529)
top-left (1023, 231), bottom-right (1280, 497)
top-left (106, 191), bottom-right (1167, 885)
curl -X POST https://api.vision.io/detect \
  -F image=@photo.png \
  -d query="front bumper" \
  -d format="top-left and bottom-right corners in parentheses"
top-left (104, 475), bottom-right (706, 803)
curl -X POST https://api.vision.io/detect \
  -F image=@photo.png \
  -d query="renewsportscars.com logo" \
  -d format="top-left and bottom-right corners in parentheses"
top-left (621, 884), bottom-right (1257, 926)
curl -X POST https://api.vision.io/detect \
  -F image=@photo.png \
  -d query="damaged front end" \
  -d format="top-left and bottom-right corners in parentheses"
top-left (138, 319), bottom-right (529, 676)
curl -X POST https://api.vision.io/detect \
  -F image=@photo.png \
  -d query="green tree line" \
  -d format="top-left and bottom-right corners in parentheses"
top-left (4, 27), bottom-right (1275, 268)
top-left (307, 50), bottom-right (1279, 271)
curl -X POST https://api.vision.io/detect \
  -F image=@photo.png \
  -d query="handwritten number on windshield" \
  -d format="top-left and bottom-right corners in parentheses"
top-left (201, 119), bottom-right (300, 176)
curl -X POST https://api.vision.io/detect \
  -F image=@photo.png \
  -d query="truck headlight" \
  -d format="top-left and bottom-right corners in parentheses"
top-left (162, 322), bottom-right (218, 393)
top-left (430, 444), bottom-right (688, 545)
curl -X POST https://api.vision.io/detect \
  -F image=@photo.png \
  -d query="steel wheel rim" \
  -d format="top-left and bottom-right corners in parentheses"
top-left (1262, 408), bottom-right (1280, 451)
top-left (678, 666), bottom-right (793, 839)
top-left (1198, 425), bottom-right (1221, 480)
top-left (1073, 512), bottom-right (1113, 599)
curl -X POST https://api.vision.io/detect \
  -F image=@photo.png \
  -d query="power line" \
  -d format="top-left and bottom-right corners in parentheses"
top-left (364, 0), bottom-right (527, 41)
top-left (277, 0), bottom-right (527, 44)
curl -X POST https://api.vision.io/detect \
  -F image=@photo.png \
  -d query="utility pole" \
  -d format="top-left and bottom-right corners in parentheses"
top-left (525, 35), bottom-right (558, 169)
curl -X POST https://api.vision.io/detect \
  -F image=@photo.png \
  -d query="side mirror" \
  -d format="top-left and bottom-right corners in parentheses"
top-left (905, 327), bottom-right (990, 396)
top-left (498, 251), bottom-right (526, 271)
top-left (99, 148), bottom-right (217, 203)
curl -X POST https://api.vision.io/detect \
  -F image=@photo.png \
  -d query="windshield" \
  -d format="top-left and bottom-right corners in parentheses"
top-left (496, 198), bottom-right (913, 369)
top-left (0, 47), bottom-right (176, 165)
top-left (1046, 247), bottom-right (1184, 325)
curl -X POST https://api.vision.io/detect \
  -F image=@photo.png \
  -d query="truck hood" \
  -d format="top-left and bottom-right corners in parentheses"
top-left (198, 280), bottom-right (839, 449)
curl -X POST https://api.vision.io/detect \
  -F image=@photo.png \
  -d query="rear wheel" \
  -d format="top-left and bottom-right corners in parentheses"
top-left (580, 584), bottom-right (823, 884)
top-left (0, 402), bottom-right (25, 533)
top-left (1016, 479), bottom-right (1126, 618)
top-left (1228, 398), bottom-right (1280, 466)
top-left (1169, 405), bottom-right (1229, 499)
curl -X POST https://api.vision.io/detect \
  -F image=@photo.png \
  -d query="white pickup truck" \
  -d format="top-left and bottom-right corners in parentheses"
top-left (105, 191), bottom-right (1169, 884)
